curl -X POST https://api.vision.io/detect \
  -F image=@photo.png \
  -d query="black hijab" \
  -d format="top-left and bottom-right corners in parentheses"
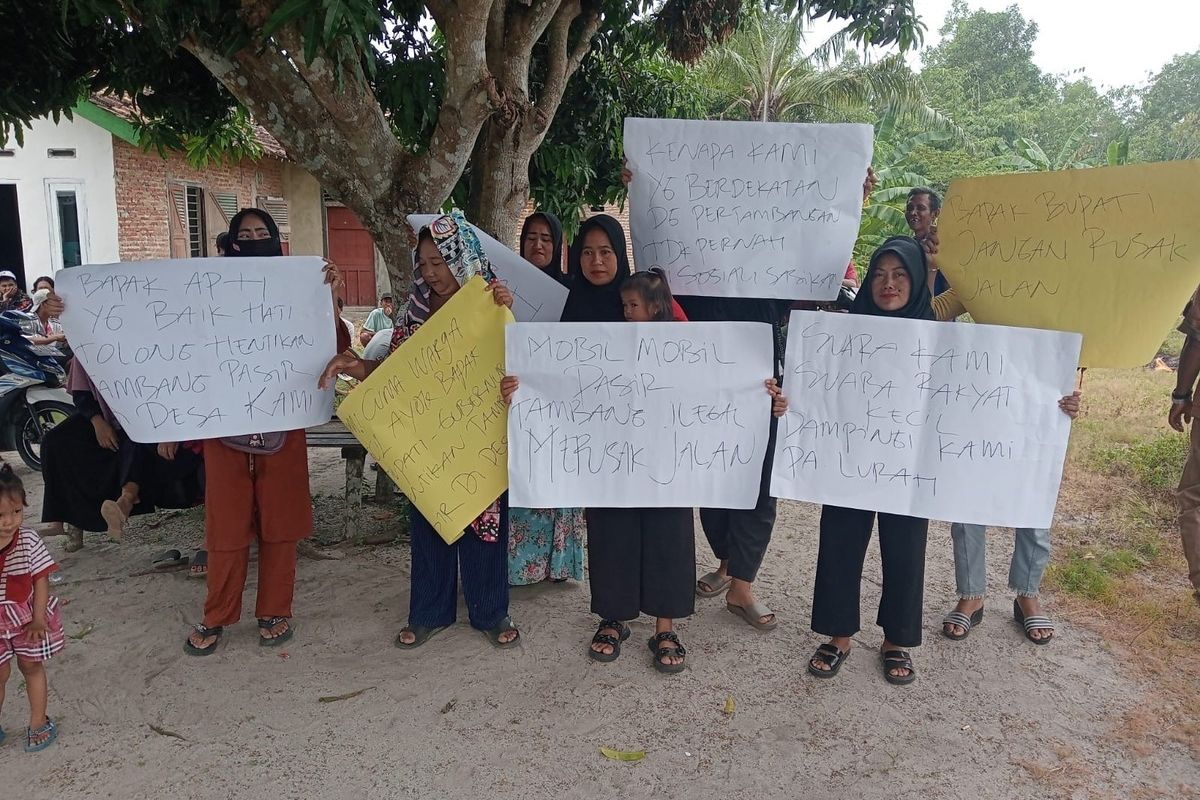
top-left (560, 214), bottom-right (631, 323)
top-left (521, 211), bottom-right (568, 286)
top-left (849, 236), bottom-right (934, 320)
top-left (226, 208), bottom-right (284, 258)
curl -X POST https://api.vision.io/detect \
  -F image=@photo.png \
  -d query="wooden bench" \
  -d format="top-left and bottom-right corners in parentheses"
top-left (305, 418), bottom-right (395, 542)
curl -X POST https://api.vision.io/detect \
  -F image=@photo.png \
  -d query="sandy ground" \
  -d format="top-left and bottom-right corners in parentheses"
top-left (1, 449), bottom-right (1196, 800)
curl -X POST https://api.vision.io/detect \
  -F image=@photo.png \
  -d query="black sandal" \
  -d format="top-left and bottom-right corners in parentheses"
top-left (183, 624), bottom-right (223, 656)
top-left (484, 616), bottom-right (521, 649)
top-left (647, 631), bottom-right (687, 674)
top-left (257, 616), bottom-right (294, 647)
top-left (588, 619), bottom-right (630, 662)
top-left (881, 649), bottom-right (916, 685)
top-left (395, 624), bottom-right (449, 649)
top-left (807, 643), bottom-right (851, 679)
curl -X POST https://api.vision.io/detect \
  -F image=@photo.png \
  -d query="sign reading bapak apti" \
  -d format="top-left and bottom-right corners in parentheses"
top-left (58, 257), bottom-right (338, 442)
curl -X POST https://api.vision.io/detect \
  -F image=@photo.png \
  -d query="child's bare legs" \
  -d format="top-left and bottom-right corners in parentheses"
top-left (16, 658), bottom-right (49, 742)
top-left (101, 481), bottom-right (139, 540)
top-left (0, 659), bottom-right (10, 719)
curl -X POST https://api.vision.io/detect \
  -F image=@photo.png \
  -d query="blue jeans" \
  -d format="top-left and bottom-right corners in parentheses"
top-left (950, 523), bottom-right (1050, 599)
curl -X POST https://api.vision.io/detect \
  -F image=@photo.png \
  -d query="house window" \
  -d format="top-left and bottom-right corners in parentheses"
top-left (0, 150), bottom-right (14, 158)
top-left (185, 186), bottom-right (206, 257)
top-left (47, 148), bottom-right (77, 158)
top-left (45, 181), bottom-right (88, 270)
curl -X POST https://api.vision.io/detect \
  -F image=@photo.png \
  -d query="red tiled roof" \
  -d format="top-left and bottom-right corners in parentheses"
top-left (89, 93), bottom-right (288, 160)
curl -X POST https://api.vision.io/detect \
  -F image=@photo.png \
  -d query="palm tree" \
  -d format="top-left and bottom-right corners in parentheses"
top-left (696, 6), bottom-right (959, 134)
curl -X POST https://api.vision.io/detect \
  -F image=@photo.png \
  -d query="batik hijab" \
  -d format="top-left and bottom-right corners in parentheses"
top-left (849, 236), bottom-right (935, 320)
top-left (403, 209), bottom-right (496, 328)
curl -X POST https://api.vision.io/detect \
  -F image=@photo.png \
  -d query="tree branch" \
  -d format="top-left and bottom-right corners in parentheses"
top-left (535, 1), bottom-right (601, 126)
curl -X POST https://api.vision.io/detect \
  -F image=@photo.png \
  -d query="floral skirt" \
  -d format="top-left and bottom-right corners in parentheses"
top-left (508, 507), bottom-right (586, 585)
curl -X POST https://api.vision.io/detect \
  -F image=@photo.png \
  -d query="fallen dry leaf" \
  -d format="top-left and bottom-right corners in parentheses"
top-left (600, 747), bottom-right (646, 762)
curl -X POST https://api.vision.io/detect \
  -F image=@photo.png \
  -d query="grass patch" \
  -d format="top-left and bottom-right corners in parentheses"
top-left (1093, 433), bottom-right (1188, 492)
top-left (1047, 546), bottom-right (1149, 603)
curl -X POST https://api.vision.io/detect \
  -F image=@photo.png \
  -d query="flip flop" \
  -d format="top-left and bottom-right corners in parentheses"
top-left (696, 570), bottom-right (731, 598)
top-left (257, 616), bottom-right (294, 647)
top-left (726, 600), bottom-right (778, 631)
top-left (941, 606), bottom-right (985, 641)
top-left (183, 624), bottom-right (222, 656)
top-left (395, 624), bottom-right (449, 650)
top-left (1013, 599), bottom-right (1054, 645)
top-left (100, 500), bottom-right (128, 540)
top-left (188, 550), bottom-right (208, 579)
top-left (807, 643), bottom-right (851, 679)
top-left (24, 718), bottom-right (57, 753)
top-left (484, 616), bottom-right (520, 649)
top-left (152, 549), bottom-right (188, 571)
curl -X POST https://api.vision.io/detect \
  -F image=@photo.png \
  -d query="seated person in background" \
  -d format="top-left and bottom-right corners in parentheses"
top-left (215, 232), bottom-right (229, 256)
top-left (336, 297), bottom-right (356, 344)
top-left (359, 294), bottom-right (396, 347)
top-left (362, 327), bottom-right (393, 362)
top-left (0, 270), bottom-right (32, 313)
top-left (27, 287), bottom-right (66, 348)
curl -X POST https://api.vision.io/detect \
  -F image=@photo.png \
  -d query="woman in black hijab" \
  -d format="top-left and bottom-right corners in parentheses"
top-left (559, 214), bottom-right (630, 323)
top-left (520, 211), bottom-right (568, 286)
top-left (806, 236), bottom-right (934, 686)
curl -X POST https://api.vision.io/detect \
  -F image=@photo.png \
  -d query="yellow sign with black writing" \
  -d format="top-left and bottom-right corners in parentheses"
top-left (937, 161), bottom-right (1200, 367)
top-left (338, 276), bottom-right (513, 543)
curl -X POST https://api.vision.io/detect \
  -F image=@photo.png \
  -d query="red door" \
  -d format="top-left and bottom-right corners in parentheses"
top-left (326, 206), bottom-right (377, 306)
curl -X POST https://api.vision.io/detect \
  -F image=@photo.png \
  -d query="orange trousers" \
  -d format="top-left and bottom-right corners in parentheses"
top-left (201, 432), bottom-right (313, 627)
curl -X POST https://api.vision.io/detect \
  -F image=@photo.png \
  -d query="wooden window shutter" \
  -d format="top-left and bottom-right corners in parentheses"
top-left (256, 196), bottom-right (290, 240)
top-left (166, 183), bottom-right (189, 259)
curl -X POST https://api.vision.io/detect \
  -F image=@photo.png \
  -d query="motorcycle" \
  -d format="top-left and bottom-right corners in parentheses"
top-left (0, 311), bottom-right (73, 470)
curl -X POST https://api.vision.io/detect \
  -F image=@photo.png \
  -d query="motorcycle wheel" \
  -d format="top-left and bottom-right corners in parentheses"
top-left (15, 400), bottom-right (75, 472)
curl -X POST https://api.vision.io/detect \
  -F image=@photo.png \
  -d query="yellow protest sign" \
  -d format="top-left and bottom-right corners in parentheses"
top-left (338, 276), bottom-right (513, 543)
top-left (937, 161), bottom-right (1200, 367)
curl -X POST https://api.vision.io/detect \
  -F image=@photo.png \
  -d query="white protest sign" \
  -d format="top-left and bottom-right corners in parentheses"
top-left (408, 214), bottom-right (569, 322)
top-left (770, 312), bottom-right (1081, 528)
top-left (58, 257), bottom-right (338, 442)
top-left (506, 321), bottom-right (774, 508)
top-left (624, 118), bottom-right (873, 301)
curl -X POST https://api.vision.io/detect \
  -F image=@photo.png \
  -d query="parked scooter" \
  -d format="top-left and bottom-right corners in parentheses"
top-left (0, 311), bottom-right (73, 470)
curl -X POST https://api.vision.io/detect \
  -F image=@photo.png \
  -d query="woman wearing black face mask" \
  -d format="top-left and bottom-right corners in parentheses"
top-left (182, 207), bottom-right (351, 656)
top-left (226, 209), bottom-right (285, 258)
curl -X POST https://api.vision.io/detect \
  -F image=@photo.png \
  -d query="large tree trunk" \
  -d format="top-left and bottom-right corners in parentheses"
top-left (469, 1), bottom-right (602, 246)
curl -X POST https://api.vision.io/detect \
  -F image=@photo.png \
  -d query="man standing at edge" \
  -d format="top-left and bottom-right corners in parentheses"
top-left (1169, 287), bottom-right (1200, 607)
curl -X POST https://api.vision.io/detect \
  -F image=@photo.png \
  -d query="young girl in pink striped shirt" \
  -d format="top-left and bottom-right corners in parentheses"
top-left (0, 464), bottom-right (65, 752)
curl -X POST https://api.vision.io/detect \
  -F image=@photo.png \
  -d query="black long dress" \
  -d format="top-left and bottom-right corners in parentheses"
top-left (40, 389), bottom-right (203, 532)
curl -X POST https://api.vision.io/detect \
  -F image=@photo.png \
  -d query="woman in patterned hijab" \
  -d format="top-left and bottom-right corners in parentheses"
top-left (319, 209), bottom-right (520, 650)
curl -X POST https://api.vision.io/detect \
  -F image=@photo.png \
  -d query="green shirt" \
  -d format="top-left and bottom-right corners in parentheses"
top-left (362, 307), bottom-right (394, 334)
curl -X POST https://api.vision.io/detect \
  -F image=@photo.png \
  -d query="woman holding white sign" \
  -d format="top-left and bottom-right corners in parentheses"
top-left (183, 207), bottom-right (352, 656)
top-left (503, 216), bottom-right (789, 672)
top-left (806, 236), bottom-right (937, 685)
top-left (320, 211), bottom-right (520, 650)
top-left (508, 211), bottom-right (587, 586)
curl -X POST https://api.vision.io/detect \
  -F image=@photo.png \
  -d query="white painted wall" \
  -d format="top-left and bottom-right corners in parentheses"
top-left (0, 115), bottom-right (120, 284)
